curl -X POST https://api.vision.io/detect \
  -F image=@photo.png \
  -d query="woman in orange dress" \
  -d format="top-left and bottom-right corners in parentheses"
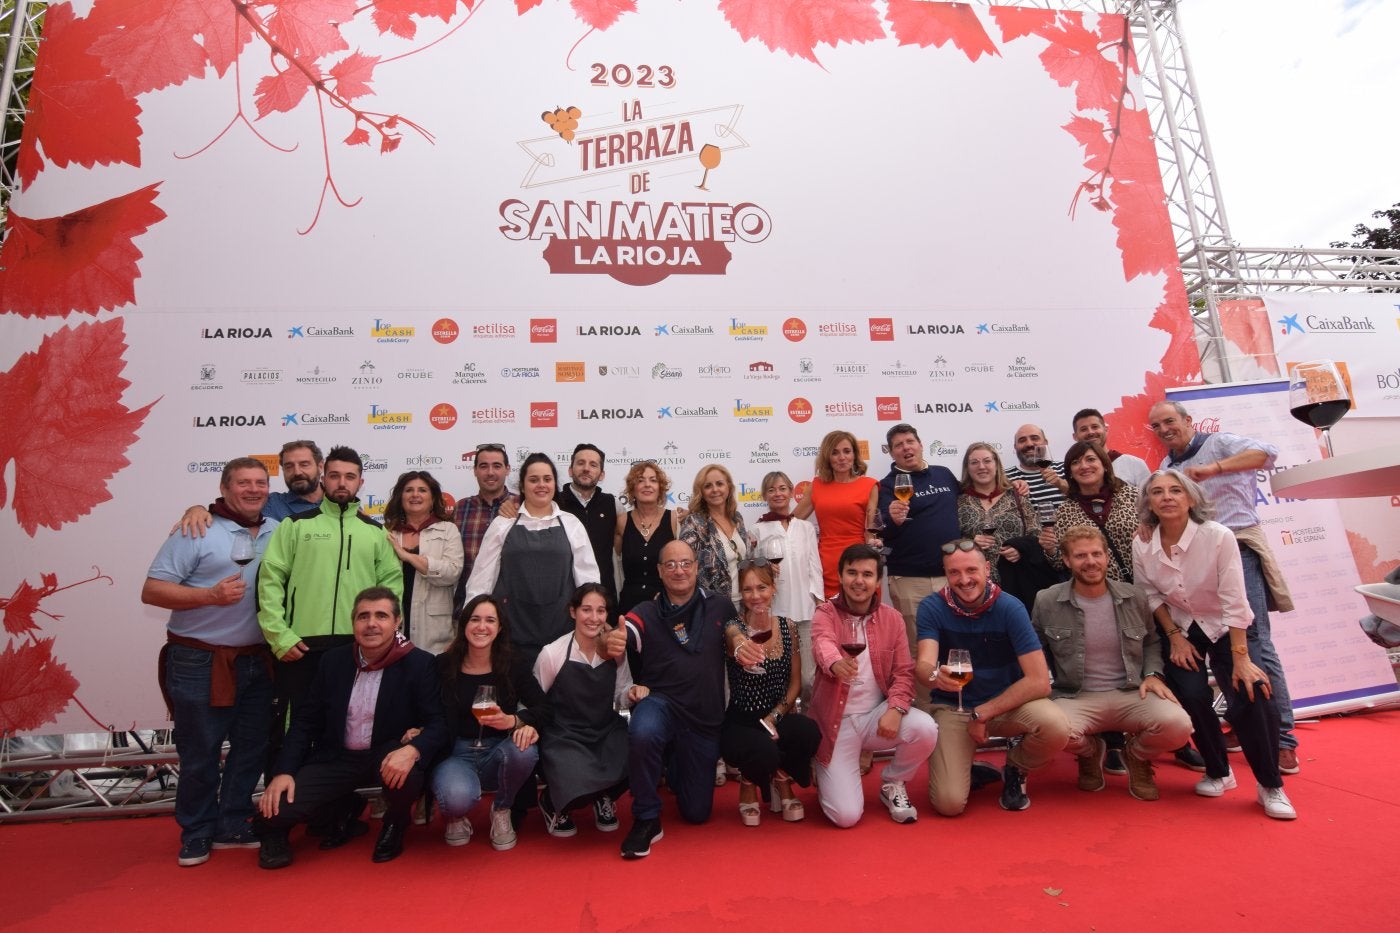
top-left (793, 430), bottom-right (880, 598)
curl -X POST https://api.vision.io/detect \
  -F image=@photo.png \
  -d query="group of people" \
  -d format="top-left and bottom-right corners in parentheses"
top-left (144, 399), bottom-right (1301, 868)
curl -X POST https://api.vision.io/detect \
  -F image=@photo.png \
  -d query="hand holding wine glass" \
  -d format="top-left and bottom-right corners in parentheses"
top-left (1288, 359), bottom-right (1350, 457)
top-left (230, 534), bottom-right (255, 567)
top-left (946, 649), bottom-right (974, 712)
top-left (840, 618), bottom-right (867, 686)
top-left (744, 607), bottom-right (773, 676)
top-left (471, 685), bottom-right (500, 746)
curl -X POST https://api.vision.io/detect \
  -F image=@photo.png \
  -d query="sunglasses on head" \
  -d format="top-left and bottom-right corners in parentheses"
top-left (941, 539), bottom-right (979, 555)
top-left (737, 558), bottom-right (771, 570)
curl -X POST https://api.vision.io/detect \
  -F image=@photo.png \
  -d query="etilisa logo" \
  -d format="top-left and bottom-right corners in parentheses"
top-left (471, 406), bottom-right (515, 425)
top-left (728, 318), bottom-right (768, 341)
top-left (824, 401), bottom-right (863, 417)
top-left (530, 319), bottom-right (557, 343)
top-left (817, 322), bottom-right (858, 338)
top-left (368, 404), bottom-right (412, 430)
top-left (473, 323), bottom-right (516, 339)
top-left (530, 402), bottom-right (559, 428)
top-left (372, 318), bottom-right (415, 343)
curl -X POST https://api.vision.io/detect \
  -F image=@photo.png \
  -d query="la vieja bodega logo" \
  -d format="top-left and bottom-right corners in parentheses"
top-left (499, 96), bottom-right (769, 286)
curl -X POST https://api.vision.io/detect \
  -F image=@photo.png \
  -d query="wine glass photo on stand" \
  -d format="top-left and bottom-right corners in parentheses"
top-left (840, 618), bottom-right (866, 686)
top-left (696, 143), bottom-right (721, 190)
top-left (470, 685), bottom-right (498, 747)
top-left (1288, 359), bottom-right (1351, 458)
top-left (947, 649), bottom-right (974, 712)
top-left (230, 534), bottom-right (255, 567)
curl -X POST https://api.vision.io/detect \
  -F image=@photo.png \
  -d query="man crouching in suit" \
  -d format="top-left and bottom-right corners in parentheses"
top-left (255, 587), bottom-right (446, 868)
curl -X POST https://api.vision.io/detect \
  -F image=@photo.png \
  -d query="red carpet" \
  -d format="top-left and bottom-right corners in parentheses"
top-left (3, 709), bottom-right (1396, 932)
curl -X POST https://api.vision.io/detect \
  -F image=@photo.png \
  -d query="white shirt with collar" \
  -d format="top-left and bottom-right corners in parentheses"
top-left (1131, 518), bottom-right (1251, 643)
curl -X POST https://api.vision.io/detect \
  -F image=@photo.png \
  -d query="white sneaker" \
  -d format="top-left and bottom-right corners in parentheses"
top-left (489, 807), bottom-right (517, 851)
top-left (880, 781), bottom-right (917, 823)
top-left (1256, 784), bottom-right (1297, 820)
top-left (1194, 771), bottom-right (1237, 797)
top-left (444, 816), bottom-right (472, 847)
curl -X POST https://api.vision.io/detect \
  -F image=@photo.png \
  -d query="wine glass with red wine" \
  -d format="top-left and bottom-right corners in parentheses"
top-left (1288, 360), bottom-right (1350, 458)
top-left (841, 618), bottom-right (866, 686)
top-left (1029, 444), bottom-right (1055, 470)
top-left (744, 606), bottom-right (773, 675)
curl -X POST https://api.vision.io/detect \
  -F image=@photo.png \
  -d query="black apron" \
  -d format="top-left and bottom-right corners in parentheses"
top-left (539, 637), bottom-right (629, 812)
top-left (494, 516), bottom-right (575, 657)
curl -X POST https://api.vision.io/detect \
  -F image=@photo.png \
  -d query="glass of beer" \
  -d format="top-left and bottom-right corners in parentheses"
top-left (471, 685), bottom-right (499, 746)
top-left (947, 649), bottom-right (974, 712)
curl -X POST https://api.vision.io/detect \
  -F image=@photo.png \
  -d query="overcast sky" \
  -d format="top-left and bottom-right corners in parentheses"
top-left (1177, 0), bottom-right (1397, 250)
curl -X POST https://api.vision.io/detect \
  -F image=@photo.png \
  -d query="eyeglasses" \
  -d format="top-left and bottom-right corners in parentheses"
top-left (661, 559), bottom-right (695, 571)
top-left (941, 539), bottom-right (979, 555)
top-left (737, 558), bottom-right (771, 570)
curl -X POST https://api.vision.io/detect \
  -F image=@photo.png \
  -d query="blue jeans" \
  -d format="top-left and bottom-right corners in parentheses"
top-left (1239, 543), bottom-right (1297, 749)
top-left (627, 693), bottom-right (719, 823)
top-left (166, 645), bottom-right (272, 844)
top-left (431, 736), bottom-right (538, 818)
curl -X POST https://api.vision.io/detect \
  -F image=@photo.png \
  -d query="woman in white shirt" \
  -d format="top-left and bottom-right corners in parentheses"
top-left (1131, 469), bottom-right (1295, 820)
top-left (752, 471), bottom-right (823, 699)
top-left (465, 453), bottom-right (600, 672)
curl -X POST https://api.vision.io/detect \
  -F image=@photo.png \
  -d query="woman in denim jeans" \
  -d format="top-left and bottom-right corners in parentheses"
top-left (431, 595), bottom-right (550, 850)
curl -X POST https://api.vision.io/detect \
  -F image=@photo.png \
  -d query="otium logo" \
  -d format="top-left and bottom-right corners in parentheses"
top-left (531, 319), bottom-right (558, 342)
top-left (429, 403), bottom-right (458, 430)
top-left (531, 402), bottom-right (559, 428)
top-left (787, 398), bottom-right (813, 423)
top-left (783, 318), bottom-right (807, 342)
top-left (868, 318), bottom-right (894, 341)
top-left (432, 318), bottom-right (459, 344)
top-left (876, 397), bottom-right (902, 420)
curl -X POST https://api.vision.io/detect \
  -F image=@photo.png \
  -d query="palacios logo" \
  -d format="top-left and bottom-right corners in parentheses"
top-left (501, 99), bottom-right (768, 285)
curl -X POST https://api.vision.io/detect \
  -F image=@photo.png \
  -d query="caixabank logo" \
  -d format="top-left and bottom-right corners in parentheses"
top-left (500, 98), bottom-right (768, 286)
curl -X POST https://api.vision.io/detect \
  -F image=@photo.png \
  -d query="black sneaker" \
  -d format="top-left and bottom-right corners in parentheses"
top-left (593, 795), bottom-right (619, 832)
top-left (544, 808), bottom-right (578, 838)
top-left (211, 826), bottom-right (260, 849)
top-left (969, 761), bottom-right (1003, 791)
top-left (258, 832), bottom-right (293, 870)
top-left (620, 817), bottom-right (663, 859)
top-left (177, 837), bottom-right (212, 867)
top-left (1173, 744), bottom-right (1207, 772)
top-left (1103, 748), bottom-right (1128, 775)
top-left (999, 763), bottom-right (1030, 811)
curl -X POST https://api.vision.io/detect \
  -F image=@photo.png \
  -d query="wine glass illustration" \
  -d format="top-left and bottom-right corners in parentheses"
top-left (696, 144), bottom-right (721, 190)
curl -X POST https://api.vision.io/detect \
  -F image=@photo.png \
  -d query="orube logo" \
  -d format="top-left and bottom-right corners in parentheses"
top-left (869, 318), bottom-right (894, 341)
top-left (531, 319), bottom-right (558, 342)
top-left (429, 403), bottom-right (458, 430)
top-left (432, 318), bottom-right (459, 344)
top-left (876, 396), bottom-right (902, 421)
top-left (782, 317), bottom-right (807, 342)
top-left (788, 397), bottom-right (813, 423)
top-left (531, 402), bottom-right (559, 428)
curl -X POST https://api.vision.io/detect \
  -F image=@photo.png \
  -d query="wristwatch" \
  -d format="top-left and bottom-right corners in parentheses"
top-left (968, 709), bottom-right (981, 722)
top-left (890, 704), bottom-right (909, 716)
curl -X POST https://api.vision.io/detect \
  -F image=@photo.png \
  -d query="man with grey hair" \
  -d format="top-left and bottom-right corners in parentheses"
top-left (1147, 399), bottom-right (1299, 773)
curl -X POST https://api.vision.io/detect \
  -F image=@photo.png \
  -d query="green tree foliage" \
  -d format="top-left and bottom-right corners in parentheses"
top-left (1330, 202), bottom-right (1400, 251)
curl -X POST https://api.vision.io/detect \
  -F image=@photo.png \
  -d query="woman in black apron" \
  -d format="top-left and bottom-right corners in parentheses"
top-left (461, 452), bottom-right (602, 676)
top-left (533, 583), bottom-right (634, 837)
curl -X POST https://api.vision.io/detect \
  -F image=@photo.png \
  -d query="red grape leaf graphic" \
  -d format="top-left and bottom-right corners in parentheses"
top-left (0, 184), bottom-right (166, 317)
top-left (515, 0), bottom-right (545, 13)
top-left (0, 318), bottom-right (158, 535)
top-left (987, 4), bottom-right (1058, 43)
top-left (719, 0), bottom-right (885, 64)
top-left (571, 0), bottom-right (637, 31)
top-left (328, 51), bottom-right (381, 101)
top-left (86, 0), bottom-right (249, 97)
top-left (372, 0), bottom-right (471, 38)
top-left (1105, 368), bottom-right (1190, 462)
top-left (254, 67), bottom-right (316, 118)
top-left (1037, 13), bottom-right (1131, 113)
top-left (0, 638), bottom-right (79, 735)
top-left (1, 574), bottom-right (61, 638)
top-left (267, 0), bottom-right (357, 61)
top-left (1347, 531), bottom-right (1400, 585)
top-left (885, 0), bottom-right (998, 62)
top-left (15, 2), bottom-right (142, 187)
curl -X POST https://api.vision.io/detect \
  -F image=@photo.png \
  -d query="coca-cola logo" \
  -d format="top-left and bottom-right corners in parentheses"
top-left (875, 396), bottom-right (902, 420)
top-left (530, 402), bottom-right (559, 428)
top-left (1194, 417), bottom-right (1221, 434)
top-left (782, 317), bottom-right (807, 342)
top-left (788, 397), bottom-right (814, 423)
top-left (530, 319), bottom-right (557, 343)
top-left (869, 317), bottom-right (894, 341)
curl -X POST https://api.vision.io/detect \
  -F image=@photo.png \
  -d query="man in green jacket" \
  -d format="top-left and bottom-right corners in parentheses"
top-left (258, 446), bottom-right (403, 787)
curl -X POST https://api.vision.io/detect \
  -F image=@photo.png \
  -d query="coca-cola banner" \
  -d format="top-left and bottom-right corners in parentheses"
top-left (2, 2), bottom-right (1199, 733)
top-left (1166, 382), bottom-right (1399, 717)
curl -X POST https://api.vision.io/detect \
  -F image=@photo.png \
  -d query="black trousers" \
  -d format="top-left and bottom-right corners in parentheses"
top-left (255, 742), bottom-right (427, 835)
top-left (1160, 622), bottom-right (1282, 788)
top-left (719, 713), bottom-right (821, 799)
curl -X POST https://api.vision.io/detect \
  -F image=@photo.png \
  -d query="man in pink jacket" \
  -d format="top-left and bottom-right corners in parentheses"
top-left (811, 544), bottom-right (939, 827)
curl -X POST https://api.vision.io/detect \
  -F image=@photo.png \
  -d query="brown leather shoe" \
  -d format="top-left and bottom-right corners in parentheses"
top-left (1278, 747), bottom-right (1300, 774)
top-left (1077, 735), bottom-right (1107, 792)
top-left (1125, 748), bottom-right (1159, 801)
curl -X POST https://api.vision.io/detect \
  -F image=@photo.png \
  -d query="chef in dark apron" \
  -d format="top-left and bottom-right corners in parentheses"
top-left (533, 583), bottom-right (633, 837)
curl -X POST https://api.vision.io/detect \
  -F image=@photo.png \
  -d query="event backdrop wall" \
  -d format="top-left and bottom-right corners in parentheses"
top-left (0, 2), bottom-right (1199, 734)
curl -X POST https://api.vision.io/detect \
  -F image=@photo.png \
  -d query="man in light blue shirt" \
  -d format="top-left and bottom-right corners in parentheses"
top-left (1148, 400), bottom-right (1299, 773)
top-left (143, 457), bottom-right (280, 867)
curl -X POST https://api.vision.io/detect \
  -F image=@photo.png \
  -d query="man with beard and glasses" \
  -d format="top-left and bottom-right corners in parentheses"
top-left (175, 441), bottom-right (326, 535)
top-left (556, 443), bottom-right (618, 605)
